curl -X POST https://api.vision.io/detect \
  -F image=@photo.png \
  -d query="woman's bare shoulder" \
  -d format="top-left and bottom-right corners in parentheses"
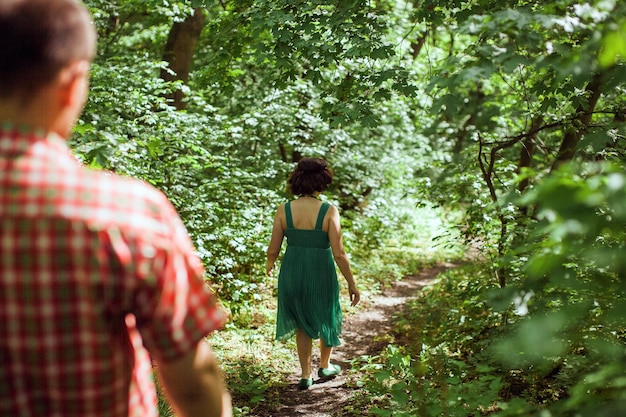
top-left (325, 203), bottom-right (339, 216)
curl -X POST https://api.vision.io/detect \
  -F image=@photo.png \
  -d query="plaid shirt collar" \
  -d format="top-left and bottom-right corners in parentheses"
top-left (0, 123), bottom-right (68, 158)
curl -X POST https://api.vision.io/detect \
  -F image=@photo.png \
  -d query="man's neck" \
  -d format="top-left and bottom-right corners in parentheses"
top-left (0, 92), bottom-right (70, 139)
top-left (0, 100), bottom-right (50, 133)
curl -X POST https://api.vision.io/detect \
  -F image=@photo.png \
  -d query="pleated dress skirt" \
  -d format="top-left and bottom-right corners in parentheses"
top-left (275, 202), bottom-right (343, 347)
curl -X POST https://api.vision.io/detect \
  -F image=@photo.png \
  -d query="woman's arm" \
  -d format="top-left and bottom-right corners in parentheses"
top-left (327, 205), bottom-right (360, 306)
top-left (266, 204), bottom-right (285, 276)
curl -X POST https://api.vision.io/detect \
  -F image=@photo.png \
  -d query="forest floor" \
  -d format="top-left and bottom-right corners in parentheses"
top-left (250, 263), bottom-right (452, 417)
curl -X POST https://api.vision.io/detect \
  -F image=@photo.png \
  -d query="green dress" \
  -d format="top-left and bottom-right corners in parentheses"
top-left (275, 201), bottom-right (343, 347)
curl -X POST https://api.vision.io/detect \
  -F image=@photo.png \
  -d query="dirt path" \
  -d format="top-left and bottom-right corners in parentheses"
top-left (251, 264), bottom-right (451, 417)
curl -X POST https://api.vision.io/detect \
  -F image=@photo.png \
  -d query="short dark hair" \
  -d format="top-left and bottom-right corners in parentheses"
top-left (288, 157), bottom-right (333, 196)
top-left (0, 0), bottom-right (96, 98)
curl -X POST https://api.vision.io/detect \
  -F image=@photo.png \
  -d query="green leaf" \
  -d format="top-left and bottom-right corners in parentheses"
top-left (599, 24), bottom-right (626, 67)
top-left (374, 370), bottom-right (393, 382)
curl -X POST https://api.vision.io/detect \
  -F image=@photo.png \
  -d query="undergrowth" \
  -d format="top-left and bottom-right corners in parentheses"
top-left (347, 261), bottom-right (626, 417)
top-left (347, 264), bottom-right (507, 416)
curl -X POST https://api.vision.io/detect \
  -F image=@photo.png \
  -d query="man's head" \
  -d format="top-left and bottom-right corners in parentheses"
top-left (0, 0), bottom-right (96, 99)
top-left (0, 0), bottom-right (96, 138)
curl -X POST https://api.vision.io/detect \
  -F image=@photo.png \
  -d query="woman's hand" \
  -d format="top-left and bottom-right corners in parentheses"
top-left (348, 285), bottom-right (360, 307)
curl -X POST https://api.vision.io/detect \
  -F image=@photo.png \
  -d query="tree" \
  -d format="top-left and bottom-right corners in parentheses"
top-left (160, 7), bottom-right (206, 109)
top-left (416, 0), bottom-right (626, 287)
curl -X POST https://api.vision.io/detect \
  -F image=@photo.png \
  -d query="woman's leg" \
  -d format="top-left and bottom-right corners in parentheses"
top-left (296, 329), bottom-right (313, 379)
top-left (319, 339), bottom-right (333, 369)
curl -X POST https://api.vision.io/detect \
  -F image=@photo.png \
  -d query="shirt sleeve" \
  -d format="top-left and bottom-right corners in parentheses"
top-left (130, 195), bottom-right (229, 362)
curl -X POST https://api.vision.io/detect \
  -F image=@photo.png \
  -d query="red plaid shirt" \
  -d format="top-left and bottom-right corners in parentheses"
top-left (0, 127), bottom-right (228, 416)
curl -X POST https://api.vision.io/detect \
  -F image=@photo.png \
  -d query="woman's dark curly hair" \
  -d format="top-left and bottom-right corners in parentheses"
top-left (288, 157), bottom-right (333, 196)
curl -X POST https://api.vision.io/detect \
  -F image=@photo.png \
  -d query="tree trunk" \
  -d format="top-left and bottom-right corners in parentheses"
top-left (411, 31), bottom-right (428, 59)
top-left (160, 8), bottom-right (206, 110)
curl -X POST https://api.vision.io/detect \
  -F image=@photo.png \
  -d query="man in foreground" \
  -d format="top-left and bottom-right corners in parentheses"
top-left (0, 1), bottom-right (232, 416)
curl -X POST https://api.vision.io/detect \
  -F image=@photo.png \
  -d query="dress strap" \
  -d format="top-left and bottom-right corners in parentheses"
top-left (315, 202), bottom-right (330, 230)
top-left (285, 201), bottom-right (294, 229)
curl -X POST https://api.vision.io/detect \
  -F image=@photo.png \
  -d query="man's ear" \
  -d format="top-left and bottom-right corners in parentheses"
top-left (57, 60), bottom-right (90, 108)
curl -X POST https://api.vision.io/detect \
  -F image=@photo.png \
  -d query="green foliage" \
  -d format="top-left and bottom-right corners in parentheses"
top-left (398, 2), bottom-right (626, 412)
top-left (350, 201), bottom-right (464, 290)
top-left (354, 163), bottom-right (626, 417)
top-left (417, 0), bottom-right (626, 286)
top-left (352, 266), bottom-right (507, 416)
top-left (208, 317), bottom-right (295, 416)
top-left (192, 0), bottom-right (416, 125)
top-left (492, 161), bottom-right (626, 416)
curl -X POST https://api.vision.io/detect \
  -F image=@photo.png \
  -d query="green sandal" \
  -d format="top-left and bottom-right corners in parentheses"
top-left (298, 378), bottom-right (313, 390)
top-left (317, 363), bottom-right (341, 378)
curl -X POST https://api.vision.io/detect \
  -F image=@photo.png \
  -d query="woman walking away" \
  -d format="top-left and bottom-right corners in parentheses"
top-left (266, 157), bottom-right (361, 390)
